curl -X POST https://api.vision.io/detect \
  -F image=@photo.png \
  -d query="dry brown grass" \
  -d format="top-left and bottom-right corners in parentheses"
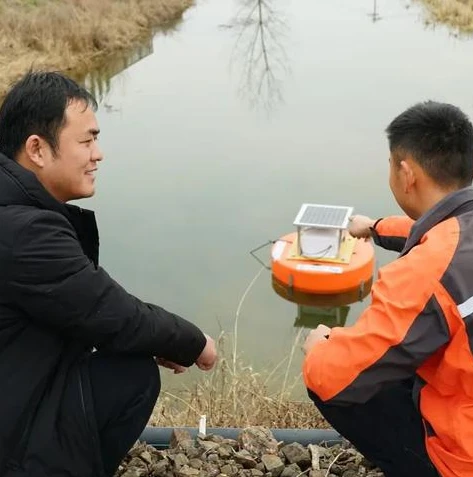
top-left (417, 0), bottom-right (473, 33)
top-left (0, 0), bottom-right (193, 96)
top-left (150, 334), bottom-right (328, 430)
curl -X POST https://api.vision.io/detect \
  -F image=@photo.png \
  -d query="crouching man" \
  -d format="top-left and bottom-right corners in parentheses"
top-left (0, 71), bottom-right (217, 477)
top-left (303, 101), bottom-right (473, 477)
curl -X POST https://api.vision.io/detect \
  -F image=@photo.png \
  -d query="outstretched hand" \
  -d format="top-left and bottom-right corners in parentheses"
top-left (156, 334), bottom-right (217, 373)
top-left (348, 215), bottom-right (375, 240)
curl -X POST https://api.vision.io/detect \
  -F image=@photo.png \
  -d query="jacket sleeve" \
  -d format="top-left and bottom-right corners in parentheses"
top-left (371, 216), bottom-right (414, 252)
top-left (303, 241), bottom-right (451, 405)
top-left (6, 211), bottom-right (207, 366)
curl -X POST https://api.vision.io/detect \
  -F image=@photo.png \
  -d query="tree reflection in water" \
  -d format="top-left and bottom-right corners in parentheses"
top-left (226, 0), bottom-right (290, 111)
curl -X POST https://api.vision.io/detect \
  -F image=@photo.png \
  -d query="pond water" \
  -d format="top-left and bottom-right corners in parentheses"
top-left (78, 0), bottom-right (473, 391)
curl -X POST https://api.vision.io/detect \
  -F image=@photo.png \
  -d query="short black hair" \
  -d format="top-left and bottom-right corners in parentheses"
top-left (0, 70), bottom-right (97, 160)
top-left (386, 101), bottom-right (473, 188)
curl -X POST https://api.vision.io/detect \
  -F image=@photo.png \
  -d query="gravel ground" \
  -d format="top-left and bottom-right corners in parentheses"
top-left (116, 427), bottom-right (384, 477)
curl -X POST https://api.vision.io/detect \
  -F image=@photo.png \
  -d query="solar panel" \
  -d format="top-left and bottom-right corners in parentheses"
top-left (293, 204), bottom-right (353, 229)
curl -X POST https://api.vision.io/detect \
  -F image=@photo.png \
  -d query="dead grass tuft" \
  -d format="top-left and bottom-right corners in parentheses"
top-left (0, 0), bottom-right (193, 96)
top-left (150, 334), bottom-right (327, 430)
top-left (417, 0), bottom-right (473, 34)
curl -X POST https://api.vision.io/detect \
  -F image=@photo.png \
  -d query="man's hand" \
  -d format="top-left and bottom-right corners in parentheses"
top-left (303, 325), bottom-right (331, 354)
top-left (155, 358), bottom-right (187, 374)
top-left (196, 334), bottom-right (217, 371)
top-left (348, 215), bottom-right (376, 239)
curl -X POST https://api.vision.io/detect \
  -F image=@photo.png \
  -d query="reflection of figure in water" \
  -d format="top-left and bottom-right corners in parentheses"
top-left (226, 0), bottom-right (289, 111)
top-left (368, 0), bottom-right (381, 23)
top-left (302, 101), bottom-right (473, 477)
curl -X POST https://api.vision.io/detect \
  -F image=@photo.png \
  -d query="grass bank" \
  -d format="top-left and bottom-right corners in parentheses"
top-left (418, 0), bottom-right (473, 33)
top-left (150, 335), bottom-right (327, 430)
top-left (0, 0), bottom-right (193, 96)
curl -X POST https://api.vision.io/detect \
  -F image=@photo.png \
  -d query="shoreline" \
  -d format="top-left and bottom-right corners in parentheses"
top-left (0, 0), bottom-right (194, 98)
top-left (2, 0), bottom-right (473, 100)
top-left (416, 0), bottom-right (473, 34)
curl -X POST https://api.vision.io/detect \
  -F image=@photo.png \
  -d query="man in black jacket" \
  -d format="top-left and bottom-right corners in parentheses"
top-left (0, 71), bottom-right (217, 477)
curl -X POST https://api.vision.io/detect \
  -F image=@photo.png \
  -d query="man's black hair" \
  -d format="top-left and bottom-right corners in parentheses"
top-left (386, 101), bottom-right (473, 188)
top-left (0, 70), bottom-right (97, 160)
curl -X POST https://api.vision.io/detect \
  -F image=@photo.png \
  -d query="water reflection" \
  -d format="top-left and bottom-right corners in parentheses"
top-left (272, 276), bottom-right (372, 329)
top-left (272, 276), bottom-right (372, 307)
top-left (294, 304), bottom-right (350, 329)
top-left (225, 0), bottom-right (290, 111)
top-left (89, 39), bottom-right (154, 103)
top-left (70, 38), bottom-right (153, 104)
top-left (368, 0), bottom-right (382, 23)
top-left (72, 20), bottom-right (183, 104)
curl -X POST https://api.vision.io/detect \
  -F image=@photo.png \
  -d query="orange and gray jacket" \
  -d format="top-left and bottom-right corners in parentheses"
top-left (303, 187), bottom-right (473, 477)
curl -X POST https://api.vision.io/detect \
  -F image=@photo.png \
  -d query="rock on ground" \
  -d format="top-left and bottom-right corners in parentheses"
top-left (115, 426), bottom-right (384, 477)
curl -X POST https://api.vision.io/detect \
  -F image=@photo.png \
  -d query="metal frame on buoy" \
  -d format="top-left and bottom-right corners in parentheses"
top-left (270, 204), bottom-right (375, 298)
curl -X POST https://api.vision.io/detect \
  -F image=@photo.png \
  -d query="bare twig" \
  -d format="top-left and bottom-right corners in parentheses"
top-left (325, 450), bottom-right (346, 477)
top-left (294, 469), bottom-right (310, 477)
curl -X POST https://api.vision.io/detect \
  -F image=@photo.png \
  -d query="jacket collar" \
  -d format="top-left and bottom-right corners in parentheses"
top-left (401, 187), bottom-right (473, 256)
top-left (0, 153), bottom-right (99, 266)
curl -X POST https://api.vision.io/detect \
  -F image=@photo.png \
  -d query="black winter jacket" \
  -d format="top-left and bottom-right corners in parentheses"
top-left (0, 153), bottom-right (206, 476)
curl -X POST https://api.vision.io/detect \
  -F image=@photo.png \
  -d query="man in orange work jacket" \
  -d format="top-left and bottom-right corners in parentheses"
top-left (303, 101), bottom-right (473, 477)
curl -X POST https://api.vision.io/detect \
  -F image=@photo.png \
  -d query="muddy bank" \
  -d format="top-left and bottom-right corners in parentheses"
top-left (117, 427), bottom-right (384, 477)
top-left (0, 0), bottom-right (193, 97)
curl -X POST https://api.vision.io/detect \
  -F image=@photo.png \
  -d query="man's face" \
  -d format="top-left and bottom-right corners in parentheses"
top-left (38, 100), bottom-right (103, 203)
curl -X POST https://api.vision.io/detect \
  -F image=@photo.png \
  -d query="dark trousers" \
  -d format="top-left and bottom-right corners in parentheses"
top-left (65, 354), bottom-right (161, 477)
top-left (89, 354), bottom-right (160, 476)
top-left (307, 380), bottom-right (440, 477)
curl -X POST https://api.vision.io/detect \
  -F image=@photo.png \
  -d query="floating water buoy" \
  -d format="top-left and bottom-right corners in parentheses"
top-left (269, 203), bottom-right (375, 298)
top-left (271, 231), bottom-right (374, 296)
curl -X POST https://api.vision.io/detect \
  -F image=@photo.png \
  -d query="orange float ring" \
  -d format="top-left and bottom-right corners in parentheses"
top-left (271, 232), bottom-right (375, 296)
top-left (272, 276), bottom-right (373, 307)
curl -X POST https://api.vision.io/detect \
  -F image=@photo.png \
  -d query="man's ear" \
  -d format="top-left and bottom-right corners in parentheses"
top-left (24, 135), bottom-right (46, 168)
top-left (399, 156), bottom-right (416, 193)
